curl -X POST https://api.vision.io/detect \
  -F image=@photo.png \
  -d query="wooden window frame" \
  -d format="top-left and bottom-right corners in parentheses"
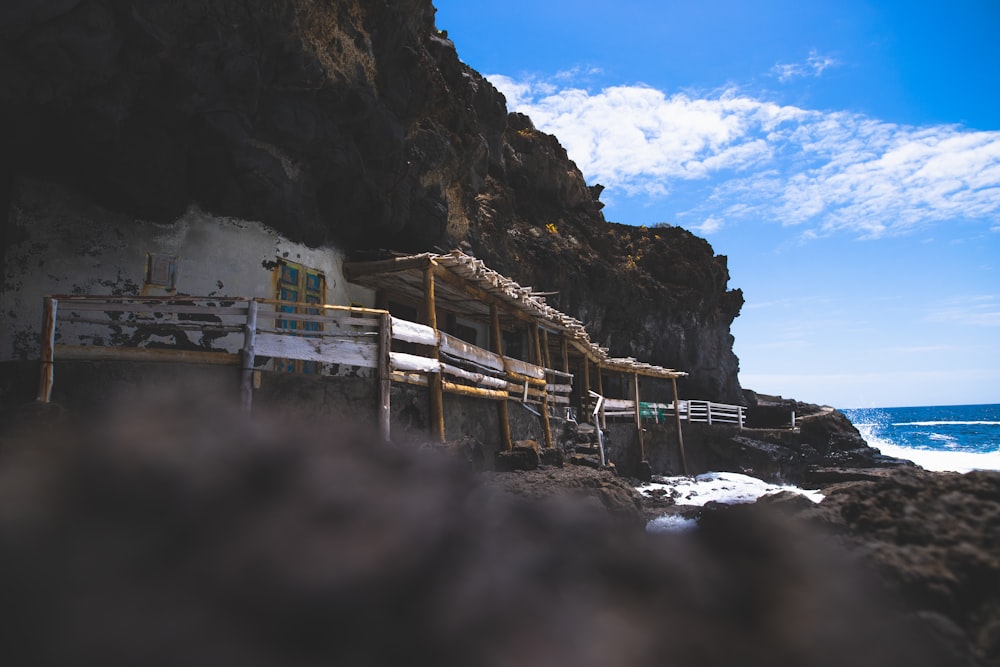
top-left (273, 259), bottom-right (326, 374)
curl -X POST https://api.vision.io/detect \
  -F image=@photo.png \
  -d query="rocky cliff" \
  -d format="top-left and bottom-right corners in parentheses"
top-left (0, 0), bottom-right (743, 402)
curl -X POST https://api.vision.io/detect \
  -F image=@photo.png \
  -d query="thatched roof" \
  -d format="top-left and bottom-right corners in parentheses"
top-left (344, 250), bottom-right (685, 379)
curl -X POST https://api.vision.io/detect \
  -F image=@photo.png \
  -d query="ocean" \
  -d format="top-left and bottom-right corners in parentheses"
top-left (643, 403), bottom-right (999, 532)
top-left (842, 403), bottom-right (1000, 473)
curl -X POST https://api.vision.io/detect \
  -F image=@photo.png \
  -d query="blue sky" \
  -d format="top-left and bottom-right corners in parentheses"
top-left (433, 0), bottom-right (1000, 408)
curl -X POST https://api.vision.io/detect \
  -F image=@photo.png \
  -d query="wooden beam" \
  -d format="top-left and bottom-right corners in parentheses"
top-left (596, 364), bottom-right (606, 429)
top-left (240, 300), bottom-right (258, 413)
top-left (439, 332), bottom-right (504, 372)
top-left (502, 356), bottom-right (546, 381)
top-left (541, 328), bottom-right (552, 370)
top-left (533, 324), bottom-right (553, 448)
top-left (378, 312), bottom-right (392, 442)
top-left (672, 377), bottom-right (688, 475)
top-left (254, 334), bottom-right (378, 368)
top-left (491, 304), bottom-right (513, 452)
top-left (442, 381), bottom-right (508, 400)
top-left (430, 263), bottom-right (542, 328)
top-left (36, 297), bottom-right (57, 403)
top-left (425, 265), bottom-right (445, 443)
top-left (53, 345), bottom-right (240, 365)
top-left (343, 254), bottom-right (433, 281)
top-left (633, 373), bottom-right (644, 461)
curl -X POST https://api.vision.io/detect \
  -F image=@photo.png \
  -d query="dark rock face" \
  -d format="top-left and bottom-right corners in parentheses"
top-left (1, 0), bottom-right (743, 403)
top-left (1, 0), bottom-right (475, 247)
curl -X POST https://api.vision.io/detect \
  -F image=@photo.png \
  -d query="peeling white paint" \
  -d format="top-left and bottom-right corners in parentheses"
top-left (1, 180), bottom-right (375, 360)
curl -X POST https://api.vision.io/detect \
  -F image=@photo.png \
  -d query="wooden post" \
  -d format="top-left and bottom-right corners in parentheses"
top-left (36, 297), bottom-right (57, 403)
top-left (240, 300), bottom-right (258, 413)
top-left (378, 312), bottom-right (392, 442)
top-left (490, 304), bottom-right (512, 451)
top-left (582, 358), bottom-right (591, 416)
top-left (533, 324), bottom-right (553, 448)
top-left (541, 328), bottom-right (552, 370)
top-left (596, 364), bottom-right (606, 429)
top-left (560, 337), bottom-right (570, 375)
top-left (633, 373), bottom-right (644, 461)
top-left (672, 377), bottom-right (688, 475)
top-left (560, 336), bottom-right (573, 419)
top-left (424, 266), bottom-right (445, 443)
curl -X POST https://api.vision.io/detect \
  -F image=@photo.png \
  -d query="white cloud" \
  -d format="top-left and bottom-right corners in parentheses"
top-left (692, 216), bottom-right (724, 235)
top-left (771, 50), bottom-right (840, 82)
top-left (487, 74), bottom-right (1000, 239)
top-left (925, 295), bottom-right (1000, 327)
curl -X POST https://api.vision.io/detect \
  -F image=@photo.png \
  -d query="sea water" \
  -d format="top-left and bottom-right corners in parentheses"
top-left (644, 403), bottom-right (1000, 532)
top-left (842, 403), bottom-right (1000, 473)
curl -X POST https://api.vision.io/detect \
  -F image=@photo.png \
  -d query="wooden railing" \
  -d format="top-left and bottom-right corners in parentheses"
top-left (35, 295), bottom-right (743, 441)
top-left (599, 397), bottom-right (745, 428)
top-left (35, 295), bottom-right (572, 417)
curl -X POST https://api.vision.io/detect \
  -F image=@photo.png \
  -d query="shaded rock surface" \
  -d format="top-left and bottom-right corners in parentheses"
top-left (1, 0), bottom-right (742, 402)
top-left (483, 465), bottom-right (646, 528)
top-left (801, 467), bottom-right (1000, 666)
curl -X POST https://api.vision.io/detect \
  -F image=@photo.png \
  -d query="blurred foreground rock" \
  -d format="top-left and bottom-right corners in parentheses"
top-left (0, 396), bottom-right (974, 667)
top-left (796, 466), bottom-right (1000, 666)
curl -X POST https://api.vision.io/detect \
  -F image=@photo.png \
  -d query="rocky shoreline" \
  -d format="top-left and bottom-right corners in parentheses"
top-left (472, 397), bottom-right (998, 666)
top-left (485, 455), bottom-right (999, 666)
top-left (0, 397), bottom-right (995, 665)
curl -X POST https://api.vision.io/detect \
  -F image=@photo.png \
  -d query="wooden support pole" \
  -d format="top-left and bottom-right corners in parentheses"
top-left (424, 266), bottom-right (445, 443)
top-left (672, 377), bottom-right (688, 475)
top-left (239, 300), bottom-right (258, 413)
top-left (490, 304), bottom-right (513, 451)
top-left (378, 312), bottom-right (392, 442)
top-left (560, 336), bottom-right (574, 417)
top-left (541, 328), bottom-right (552, 370)
top-left (36, 297), bottom-right (57, 403)
top-left (582, 358), bottom-right (591, 415)
top-left (633, 372), bottom-right (644, 461)
top-left (533, 324), bottom-right (553, 448)
top-left (596, 364), bottom-right (606, 429)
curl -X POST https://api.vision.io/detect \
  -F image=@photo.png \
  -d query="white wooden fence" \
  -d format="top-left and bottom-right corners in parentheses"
top-left (600, 397), bottom-right (745, 428)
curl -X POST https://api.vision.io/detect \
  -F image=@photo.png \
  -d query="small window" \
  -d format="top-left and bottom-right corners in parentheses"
top-left (274, 259), bottom-right (326, 374)
top-left (145, 253), bottom-right (177, 289)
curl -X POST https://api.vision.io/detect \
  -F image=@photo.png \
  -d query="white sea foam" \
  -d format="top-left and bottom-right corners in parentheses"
top-left (639, 471), bottom-right (824, 507)
top-left (646, 514), bottom-right (698, 534)
top-left (857, 424), bottom-right (1000, 473)
top-left (892, 421), bottom-right (1000, 427)
top-left (641, 472), bottom-right (823, 533)
top-left (873, 440), bottom-right (1000, 473)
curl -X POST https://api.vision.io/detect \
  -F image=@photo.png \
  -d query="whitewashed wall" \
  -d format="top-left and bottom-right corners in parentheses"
top-left (1, 180), bottom-right (375, 360)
